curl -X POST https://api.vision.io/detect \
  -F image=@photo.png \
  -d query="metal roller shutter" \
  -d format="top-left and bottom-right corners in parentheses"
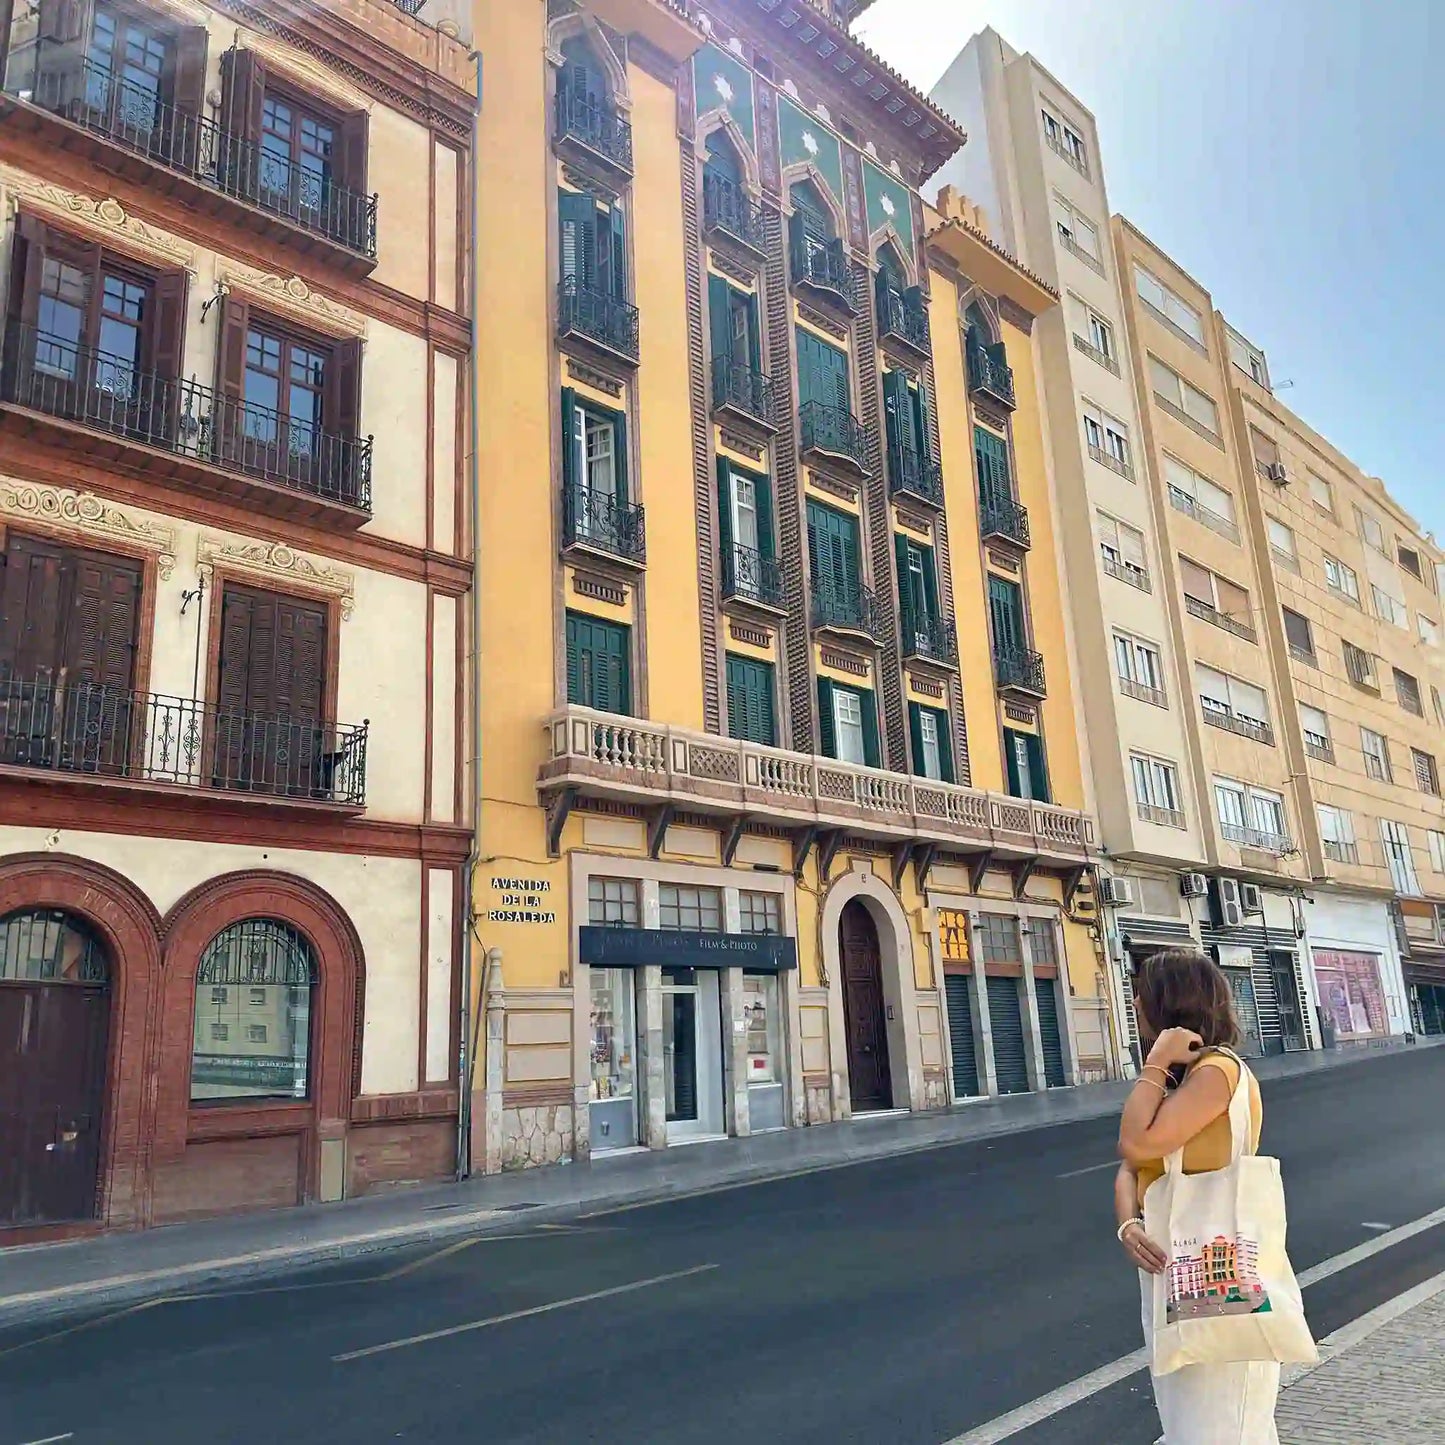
top-left (945, 975), bottom-right (979, 1098)
top-left (1249, 951), bottom-right (1283, 1051)
top-left (1035, 978), bottom-right (1067, 1088)
top-left (1224, 969), bottom-right (1262, 1058)
top-left (986, 975), bottom-right (1029, 1095)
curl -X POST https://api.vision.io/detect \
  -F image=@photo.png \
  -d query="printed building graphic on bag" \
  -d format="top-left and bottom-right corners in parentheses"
top-left (1166, 1235), bottom-right (1273, 1323)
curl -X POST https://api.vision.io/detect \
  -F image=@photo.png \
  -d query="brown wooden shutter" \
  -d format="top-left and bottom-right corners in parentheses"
top-left (213, 585), bottom-right (255, 788)
top-left (213, 292), bottom-right (249, 465)
top-left (169, 26), bottom-right (208, 116)
top-left (0, 534), bottom-right (66, 682)
top-left (219, 48), bottom-right (265, 139)
top-left (273, 596), bottom-right (326, 722)
top-left (147, 269), bottom-right (187, 378)
top-left (325, 337), bottom-right (362, 439)
top-left (336, 109), bottom-right (369, 199)
top-left (62, 550), bottom-right (140, 692)
top-left (36, 0), bottom-right (85, 40)
top-left (9, 214), bottom-right (51, 329)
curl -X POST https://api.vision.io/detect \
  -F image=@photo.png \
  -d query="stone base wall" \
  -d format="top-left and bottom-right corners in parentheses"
top-left (921, 1072), bottom-right (948, 1111)
top-left (804, 1076), bottom-right (835, 1124)
top-left (500, 1103), bottom-right (574, 1170)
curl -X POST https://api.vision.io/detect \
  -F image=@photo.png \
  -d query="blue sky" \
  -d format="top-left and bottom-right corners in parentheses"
top-left (855, 0), bottom-right (1443, 539)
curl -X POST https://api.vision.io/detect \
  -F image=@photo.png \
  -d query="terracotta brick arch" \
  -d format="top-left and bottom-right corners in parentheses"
top-left (155, 872), bottom-right (367, 1189)
top-left (0, 853), bottom-right (163, 1231)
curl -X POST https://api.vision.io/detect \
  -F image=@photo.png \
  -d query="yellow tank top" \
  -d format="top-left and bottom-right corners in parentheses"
top-left (1136, 1049), bottom-right (1262, 1210)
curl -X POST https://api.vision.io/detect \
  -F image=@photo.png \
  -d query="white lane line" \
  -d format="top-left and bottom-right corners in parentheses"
top-left (19, 1435), bottom-right (75, 1444)
top-left (332, 1263), bottom-right (719, 1362)
top-left (939, 1201), bottom-right (1445, 1444)
top-left (1361, 1220), bottom-right (1392, 1231)
top-left (1056, 1160), bottom-right (1118, 1179)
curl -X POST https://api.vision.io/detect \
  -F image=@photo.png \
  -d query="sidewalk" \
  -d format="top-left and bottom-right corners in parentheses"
top-left (0, 1034), bottom-right (1435, 1330)
top-left (1277, 1269), bottom-right (1445, 1442)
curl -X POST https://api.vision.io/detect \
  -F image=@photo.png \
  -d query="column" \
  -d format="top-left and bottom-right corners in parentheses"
top-left (720, 965), bottom-right (751, 1138)
top-left (638, 964), bottom-right (667, 1150)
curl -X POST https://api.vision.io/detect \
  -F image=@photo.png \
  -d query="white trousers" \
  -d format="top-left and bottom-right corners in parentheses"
top-left (1140, 1272), bottom-right (1280, 1444)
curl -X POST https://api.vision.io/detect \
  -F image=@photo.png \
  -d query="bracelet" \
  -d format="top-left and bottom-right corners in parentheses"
top-left (1136, 1075), bottom-right (1167, 1094)
top-left (1141, 1063), bottom-right (1170, 1082)
top-left (1116, 1218), bottom-right (1143, 1242)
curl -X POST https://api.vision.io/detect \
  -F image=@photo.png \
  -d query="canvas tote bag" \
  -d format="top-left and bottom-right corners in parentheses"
top-left (1142, 1050), bottom-right (1317, 1376)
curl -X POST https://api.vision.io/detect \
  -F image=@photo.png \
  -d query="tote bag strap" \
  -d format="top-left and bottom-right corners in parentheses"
top-left (1163, 1047), bottom-right (1252, 1177)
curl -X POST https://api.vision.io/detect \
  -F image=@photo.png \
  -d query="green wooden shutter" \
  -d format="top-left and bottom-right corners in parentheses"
top-left (746, 293), bottom-right (762, 371)
top-left (989, 576), bottom-right (1025, 653)
top-left (1027, 733), bottom-right (1049, 802)
top-left (838, 509), bottom-right (860, 602)
top-left (1004, 728), bottom-right (1023, 796)
top-left (755, 470), bottom-right (775, 560)
top-left (921, 544), bottom-right (939, 619)
top-left (859, 688), bottom-right (881, 768)
top-left (561, 388), bottom-right (579, 494)
top-left (883, 368), bottom-right (906, 453)
top-left (827, 337), bottom-right (850, 413)
top-left (716, 456), bottom-right (734, 570)
top-left (935, 707), bottom-right (955, 784)
top-left (727, 655), bottom-right (776, 745)
top-left (975, 426), bottom-right (1010, 509)
top-left (914, 379), bottom-right (933, 461)
top-left (817, 676), bottom-right (836, 758)
top-left (612, 407), bottom-right (629, 505)
top-left (566, 613), bottom-right (631, 715)
top-left (894, 533), bottom-right (911, 617)
top-left (908, 701), bottom-right (925, 777)
top-left (606, 202), bottom-right (626, 301)
top-left (708, 273), bottom-right (730, 366)
top-left (796, 326), bottom-right (819, 408)
top-left (806, 499), bottom-right (832, 597)
top-left (558, 189), bottom-right (597, 286)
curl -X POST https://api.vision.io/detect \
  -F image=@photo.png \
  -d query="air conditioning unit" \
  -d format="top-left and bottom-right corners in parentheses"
top-left (1098, 876), bottom-right (1136, 908)
top-left (1265, 462), bottom-right (1289, 484)
top-left (1213, 877), bottom-right (1245, 928)
top-left (1240, 882), bottom-right (1264, 916)
top-left (1180, 872), bottom-right (1208, 899)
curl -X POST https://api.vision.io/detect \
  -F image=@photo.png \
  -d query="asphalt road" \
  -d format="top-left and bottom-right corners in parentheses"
top-left (2, 1047), bottom-right (1443, 1445)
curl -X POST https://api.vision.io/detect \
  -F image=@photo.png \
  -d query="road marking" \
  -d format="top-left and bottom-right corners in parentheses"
top-left (939, 1201), bottom-right (1445, 1443)
top-left (1056, 1160), bottom-right (1118, 1179)
top-left (1361, 1220), bottom-right (1392, 1231)
top-left (332, 1263), bottom-right (719, 1362)
top-left (19, 1435), bottom-right (75, 1444)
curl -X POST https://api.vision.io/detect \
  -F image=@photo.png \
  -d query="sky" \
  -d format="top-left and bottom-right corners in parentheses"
top-left (854, 0), bottom-right (1443, 539)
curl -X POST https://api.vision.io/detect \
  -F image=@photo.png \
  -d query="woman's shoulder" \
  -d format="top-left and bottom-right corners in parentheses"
top-left (1189, 1046), bottom-right (1242, 1087)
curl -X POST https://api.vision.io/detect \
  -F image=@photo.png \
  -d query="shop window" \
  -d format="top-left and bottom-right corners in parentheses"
top-left (589, 968), bottom-right (635, 1110)
top-left (588, 876), bottom-right (639, 928)
top-left (743, 974), bottom-right (782, 1086)
top-left (738, 890), bottom-right (782, 935)
top-left (190, 918), bottom-right (317, 1103)
top-left (1028, 921), bottom-right (1059, 968)
top-left (659, 884), bottom-right (721, 932)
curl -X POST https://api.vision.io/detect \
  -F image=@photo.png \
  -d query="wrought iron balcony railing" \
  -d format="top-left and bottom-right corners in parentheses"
top-left (966, 336), bottom-right (1016, 410)
top-left (1, 324), bottom-right (373, 512)
top-left (554, 85), bottom-right (633, 174)
top-left (562, 482), bottom-right (646, 564)
top-left (876, 276), bottom-right (930, 353)
top-left (789, 227), bottom-right (854, 307)
top-left (811, 578), bottom-right (884, 639)
top-left (0, 674), bottom-right (367, 805)
top-left (900, 608), bottom-right (957, 666)
top-left (712, 358), bottom-right (776, 428)
top-left (801, 401), bottom-right (869, 472)
top-left (703, 172), bottom-right (765, 252)
top-left (558, 277), bottom-right (640, 362)
top-left (887, 443), bottom-right (943, 506)
top-left (722, 543), bottom-right (785, 610)
top-left (21, 58), bottom-right (378, 258)
top-left (980, 496), bottom-right (1032, 550)
top-left (993, 645), bottom-right (1047, 697)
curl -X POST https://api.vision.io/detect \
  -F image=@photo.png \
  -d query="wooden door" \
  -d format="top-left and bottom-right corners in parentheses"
top-left (840, 900), bottom-right (892, 1112)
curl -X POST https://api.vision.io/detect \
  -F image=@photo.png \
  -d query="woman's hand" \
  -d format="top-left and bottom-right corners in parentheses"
top-left (1146, 1027), bottom-right (1204, 1069)
top-left (1120, 1221), bottom-right (1168, 1275)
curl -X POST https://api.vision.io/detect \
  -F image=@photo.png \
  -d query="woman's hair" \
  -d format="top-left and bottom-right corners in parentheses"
top-left (1134, 948), bottom-right (1240, 1048)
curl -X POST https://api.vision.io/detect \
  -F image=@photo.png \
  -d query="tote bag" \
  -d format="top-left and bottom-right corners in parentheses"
top-left (1142, 1051), bottom-right (1317, 1376)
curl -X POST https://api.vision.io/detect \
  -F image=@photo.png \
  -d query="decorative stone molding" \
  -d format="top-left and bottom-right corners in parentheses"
top-left (1003, 701), bottom-right (1037, 725)
top-left (909, 675), bottom-right (945, 700)
top-left (545, 8), bottom-right (631, 111)
top-left (895, 506), bottom-right (932, 537)
top-left (718, 428), bottom-right (765, 462)
top-left (197, 537), bottom-right (356, 619)
top-left (974, 401), bottom-right (1010, 433)
top-left (566, 359), bottom-right (624, 398)
top-left (806, 470), bottom-right (860, 505)
top-left (218, 265), bottom-right (367, 338)
top-left (796, 301), bottom-right (850, 343)
top-left (709, 246), bottom-right (758, 286)
top-left (144, 0), bottom-right (208, 22)
top-left (821, 648), bottom-right (869, 678)
top-left (987, 548), bottom-right (1020, 574)
top-left (245, 31), bottom-right (372, 115)
top-left (728, 621), bottom-right (771, 649)
top-left (1, 169), bottom-right (194, 267)
top-left (573, 571), bottom-right (628, 607)
top-left (0, 478), bottom-right (176, 579)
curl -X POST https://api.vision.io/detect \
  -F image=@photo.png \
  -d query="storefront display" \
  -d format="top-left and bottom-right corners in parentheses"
top-left (1311, 950), bottom-right (1387, 1041)
top-left (589, 968), bottom-right (637, 1150)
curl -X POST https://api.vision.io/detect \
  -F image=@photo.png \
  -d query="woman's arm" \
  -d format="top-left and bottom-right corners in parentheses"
top-left (1117, 1029), bottom-right (1233, 1164)
top-left (1114, 1162), bottom-right (1166, 1273)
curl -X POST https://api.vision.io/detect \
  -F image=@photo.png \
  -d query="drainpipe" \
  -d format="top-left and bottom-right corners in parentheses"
top-left (456, 47), bottom-right (484, 1181)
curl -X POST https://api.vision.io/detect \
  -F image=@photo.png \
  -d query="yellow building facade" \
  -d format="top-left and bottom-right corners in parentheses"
top-left (470, 0), bottom-right (1114, 1173)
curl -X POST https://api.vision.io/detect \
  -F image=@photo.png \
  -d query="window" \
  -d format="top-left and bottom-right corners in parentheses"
top-left (1434, 685), bottom-right (1445, 728)
top-left (1130, 753), bottom-right (1183, 824)
top-left (974, 425), bottom-right (1015, 511)
top-left (1343, 639), bottom-right (1378, 689)
top-left (588, 877), bottom-right (640, 927)
top-left (1004, 728), bottom-right (1049, 801)
top-left (1361, 726), bottom-right (1392, 782)
top-left (806, 498), bottom-right (863, 620)
top-left (1096, 512), bottom-right (1150, 589)
top-left (818, 679), bottom-right (879, 768)
top-left (908, 702), bottom-right (953, 783)
top-left (1430, 831), bottom-right (1445, 875)
top-left (1164, 455), bottom-right (1237, 538)
top-left (718, 459), bottom-right (776, 602)
top-left (1300, 704), bottom-right (1332, 756)
top-left (558, 186), bottom-right (627, 302)
top-left (1227, 329), bottom-right (1270, 387)
top-left (1148, 356), bottom-right (1220, 436)
top-left (1418, 614), bottom-right (1440, 648)
top-left (565, 611), bottom-right (631, 714)
top-left (211, 987), bottom-right (229, 1006)
top-left (249, 987), bottom-right (267, 1007)
top-left (1372, 584), bottom-right (1407, 629)
top-left (1114, 631), bottom-right (1166, 704)
top-left (561, 390), bottom-right (633, 554)
top-left (1250, 428), bottom-right (1280, 474)
top-left (1267, 517), bottom-right (1298, 569)
top-left (1281, 608), bottom-right (1315, 663)
top-left (834, 688), bottom-right (864, 764)
top-left (1323, 554), bottom-right (1360, 604)
top-left (896, 536), bottom-right (940, 636)
top-left (1398, 544), bottom-right (1423, 581)
top-left (191, 919), bottom-right (316, 1103)
top-left (975, 912), bottom-right (1022, 963)
top-left (1180, 557), bottom-right (1253, 636)
top-left (726, 654), bottom-right (777, 746)
top-left (1196, 664), bottom-right (1271, 739)
top-left (1354, 506), bottom-right (1386, 555)
top-left (1306, 472), bottom-right (1333, 513)
top-left (1381, 819), bottom-right (1420, 896)
top-left (1413, 748), bottom-right (1440, 795)
top-left (1086, 308), bottom-right (1115, 362)
top-left (1394, 668), bottom-right (1423, 717)
top-left (1214, 779), bottom-right (1290, 850)
top-left (1318, 805), bottom-right (1356, 864)
top-left (1134, 266), bottom-right (1205, 347)
top-left (1083, 402), bottom-right (1132, 476)
top-left (71, 4), bottom-right (180, 134)
top-left (1041, 107), bottom-right (1088, 171)
top-left (259, 92), bottom-right (338, 220)
top-left (738, 891), bottom-right (782, 935)
top-left (1052, 194), bottom-right (1102, 268)
top-left (883, 369), bottom-right (934, 478)
top-left (659, 885), bottom-right (721, 932)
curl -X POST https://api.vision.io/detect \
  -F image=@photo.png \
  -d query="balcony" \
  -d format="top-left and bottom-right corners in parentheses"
top-left (1101, 553), bottom-right (1151, 592)
top-left (562, 483), bottom-right (646, 566)
top-left (1045, 130), bottom-right (1089, 177)
top-left (966, 337), bottom-right (1016, 411)
top-left (0, 324), bottom-right (373, 526)
top-left (1167, 486), bottom-right (1240, 544)
top-left (712, 359), bottom-right (778, 431)
top-left (1137, 802), bottom-right (1186, 829)
top-left (1073, 333), bottom-right (1120, 376)
top-left (1304, 738), bottom-right (1334, 764)
top-left (703, 173), bottom-right (765, 256)
top-left (876, 276), bottom-right (930, 357)
top-left (1087, 441), bottom-right (1134, 481)
top-left (980, 497), bottom-right (1032, 551)
top-left (6, 60), bottom-right (377, 268)
top-left (801, 401), bottom-right (870, 475)
top-left (558, 278), bottom-right (640, 364)
top-left (554, 86), bottom-right (633, 178)
top-left (1289, 644), bottom-right (1318, 669)
top-left (887, 443), bottom-right (943, 507)
top-left (1120, 678), bottom-right (1168, 709)
top-left (1219, 821), bottom-right (1292, 854)
top-left (812, 579), bottom-right (884, 641)
top-left (0, 675), bottom-right (367, 809)
top-left (1184, 594), bottom-right (1257, 643)
top-left (1201, 705), bottom-right (1274, 746)
top-left (540, 705), bottom-right (1097, 864)
top-left (722, 544), bottom-right (785, 612)
top-left (994, 646), bottom-right (1047, 699)
top-left (789, 229), bottom-right (854, 310)
top-left (900, 609), bottom-right (958, 668)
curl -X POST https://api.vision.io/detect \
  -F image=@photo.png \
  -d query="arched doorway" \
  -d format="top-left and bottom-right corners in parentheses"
top-left (0, 909), bottom-right (112, 1225)
top-left (840, 900), bottom-right (892, 1112)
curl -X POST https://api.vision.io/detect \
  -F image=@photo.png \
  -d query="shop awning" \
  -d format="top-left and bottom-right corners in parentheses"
top-left (579, 926), bottom-right (798, 973)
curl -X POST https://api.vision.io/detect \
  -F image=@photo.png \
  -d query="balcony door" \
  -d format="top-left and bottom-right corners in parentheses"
top-left (975, 426), bottom-right (1013, 511)
top-left (0, 534), bottom-right (139, 775)
top-left (988, 575), bottom-right (1027, 656)
top-left (806, 499), bottom-right (861, 620)
top-left (212, 585), bottom-right (329, 798)
top-left (795, 327), bottom-right (849, 414)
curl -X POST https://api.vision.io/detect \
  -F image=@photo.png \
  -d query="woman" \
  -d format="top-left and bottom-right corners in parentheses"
top-left (1113, 948), bottom-right (1274, 1444)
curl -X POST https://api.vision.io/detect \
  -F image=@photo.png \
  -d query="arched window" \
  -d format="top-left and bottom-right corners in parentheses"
top-left (965, 301), bottom-right (994, 348)
top-left (790, 178), bottom-right (833, 239)
top-left (0, 908), bottom-right (108, 984)
top-left (705, 129), bottom-right (743, 187)
top-left (191, 919), bottom-right (318, 1104)
top-left (789, 179), bottom-right (849, 298)
top-left (559, 36), bottom-right (610, 111)
top-left (877, 239), bottom-right (907, 287)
